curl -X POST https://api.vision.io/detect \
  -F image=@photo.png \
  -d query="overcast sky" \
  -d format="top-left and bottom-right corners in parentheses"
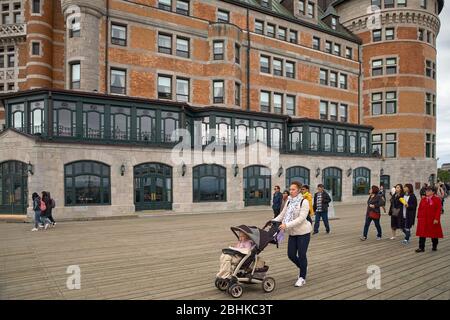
top-left (437, 3), bottom-right (450, 167)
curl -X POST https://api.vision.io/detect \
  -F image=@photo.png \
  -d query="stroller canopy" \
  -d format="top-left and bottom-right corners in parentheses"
top-left (231, 224), bottom-right (278, 251)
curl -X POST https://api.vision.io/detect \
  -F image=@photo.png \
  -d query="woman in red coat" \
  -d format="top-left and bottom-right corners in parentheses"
top-left (415, 186), bottom-right (444, 252)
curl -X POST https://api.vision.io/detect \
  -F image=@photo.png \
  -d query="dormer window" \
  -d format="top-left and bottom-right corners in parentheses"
top-left (331, 17), bottom-right (337, 30)
top-left (261, 0), bottom-right (270, 9)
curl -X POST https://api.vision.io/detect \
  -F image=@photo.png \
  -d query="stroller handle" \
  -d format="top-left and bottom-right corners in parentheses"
top-left (263, 220), bottom-right (281, 230)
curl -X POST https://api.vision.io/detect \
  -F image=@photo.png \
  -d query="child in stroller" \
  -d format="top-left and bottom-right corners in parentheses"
top-left (214, 221), bottom-right (281, 298)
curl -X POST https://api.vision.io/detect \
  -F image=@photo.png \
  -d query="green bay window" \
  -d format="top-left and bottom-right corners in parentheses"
top-left (289, 126), bottom-right (303, 152)
top-left (29, 100), bottom-right (44, 135)
top-left (193, 164), bottom-right (226, 202)
top-left (83, 104), bottom-right (104, 139)
top-left (336, 129), bottom-right (345, 153)
top-left (216, 117), bottom-right (231, 145)
top-left (323, 128), bottom-right (333, 152)
top-left (64, 161), bottom-right (111, 206)
top-left (235, 118), bottom-right (249, 145)
top-left (161, 111), bottom-right (179, 143)
top-left (136, 109), bottom-right (156, 142)
top-left (10, 102), bottom-right (25, 132)
top-left (194, 116), bottom-right (210, 147)
top-left (270, 123), bottom-right (282, 149)
top-left (309, 126), bottom-right (320, 151)
top-left (53, 100), bottom-right (76, 137)
top-left (253, 121), bottom-right (267, 144)
top-left (360, 132), bottom-right (369, 154)
top-left (110, 106), bottom-right (130, 140)
top-left (348, 131), bottom-right (357, 154)
top-left (353, 167), bottom-right (371, 196)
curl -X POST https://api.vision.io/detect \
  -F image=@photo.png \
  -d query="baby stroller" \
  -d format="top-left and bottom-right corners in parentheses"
top-left (214, 221), bottom-right (281, 298)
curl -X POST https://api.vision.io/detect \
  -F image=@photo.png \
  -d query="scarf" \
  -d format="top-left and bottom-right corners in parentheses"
top-left (283, 194), bottom-right (303, 225)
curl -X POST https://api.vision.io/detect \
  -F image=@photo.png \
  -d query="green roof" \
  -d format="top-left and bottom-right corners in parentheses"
top-left (220, 0), bottom-right (360, 43)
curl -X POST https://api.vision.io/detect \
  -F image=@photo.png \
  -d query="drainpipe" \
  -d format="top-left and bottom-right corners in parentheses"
top-left (358, 44), bottom-right (362, 125)
top-left (105, 0), bottom-right (110, 94)
top-left (246, 8), bottom-right (250, 111)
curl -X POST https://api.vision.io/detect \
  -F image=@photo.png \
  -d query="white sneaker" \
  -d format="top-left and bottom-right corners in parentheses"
top-left (31, 228), bottom-right (38, 232)
top-left (44, 223), bottom-right (50, 230)
top-left (294, 277), bottom-right (306, 287)
top-left (376, 237), bottom-right (382, 240)
top-left (389, 237), bottom-right (396, 240)
top-left (38, 224), bottom-right (44, 229)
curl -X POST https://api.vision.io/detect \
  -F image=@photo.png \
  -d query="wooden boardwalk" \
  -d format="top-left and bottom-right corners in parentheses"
top-left (0, 202), bottom-right (449, 300)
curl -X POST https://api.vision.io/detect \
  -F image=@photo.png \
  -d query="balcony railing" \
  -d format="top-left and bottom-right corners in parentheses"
top-left (0, 23), bottom-right (26, 39)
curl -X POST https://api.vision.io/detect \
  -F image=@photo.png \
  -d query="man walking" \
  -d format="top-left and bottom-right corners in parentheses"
top-left (272, 185), bottom-right (282, 218)
top-left (313, 184), bottom-right (332, 234)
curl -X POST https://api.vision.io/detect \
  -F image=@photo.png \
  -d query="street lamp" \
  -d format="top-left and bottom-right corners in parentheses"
top-left (347, 168), bottom-right (352, 177)
top-left (233, 164), bottom-right (239, 177)
top-left (181, 162), bottom-right (187, 177)
top-left (120, 164), bottom-right (126, 176)
top-left (315, 167), bottom-right (321, 178)
top-left (277, 166), bottom-right (283, 177)
top-left (27, 162), bottom-right (34, 175)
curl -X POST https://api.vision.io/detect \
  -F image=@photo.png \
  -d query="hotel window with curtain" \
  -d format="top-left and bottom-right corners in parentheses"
top-left (110, 68), bottom-right (126, 94)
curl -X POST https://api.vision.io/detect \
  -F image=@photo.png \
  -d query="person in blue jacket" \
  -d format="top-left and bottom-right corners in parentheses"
top-left (272, 185), bottom-right (283, 218)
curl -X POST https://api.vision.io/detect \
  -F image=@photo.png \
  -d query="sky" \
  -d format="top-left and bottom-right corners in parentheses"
top-left (437, 2), bottom-right (450, 167)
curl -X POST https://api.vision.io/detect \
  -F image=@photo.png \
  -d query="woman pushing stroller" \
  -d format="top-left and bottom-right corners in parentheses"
top-left (272, 181), bottom-right (312, 287)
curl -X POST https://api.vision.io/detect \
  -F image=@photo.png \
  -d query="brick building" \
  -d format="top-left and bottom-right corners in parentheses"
top-left (0, 0), bottom-right (443, 218)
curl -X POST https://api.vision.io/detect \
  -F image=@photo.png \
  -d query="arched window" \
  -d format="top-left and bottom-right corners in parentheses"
top-left (270, 122), bottom-right (283, 149)
top-left (136, 109), bottom-right (156, 142)
top-left (216, 117), bottom-right (231, 145)
top-left (53, 100), bottom-right (76, 137)
top-left (10, 102), bottom-right (25, 132)
top-left (286, 166), bottom-right (310, 189)
top-left (235, 118), bottom-right (249, 145)
top-left (83, 104), bottom-right (105, 139)
top-left (111, 106), bottom-right (130, 140)
top-left (289, 126), bottom-right (303, 152)
top-left (161, 111), bottom-right (179, 142)
top-left (353, 167), bottom-right (371, 195)
top-left (64, 161), bottom-right (111, 205)
top-left (30, 100), bottom-right (45, 134)
top-left (193, 164), bottom-right (226, 202)
top-left (323, 128), bottom-right (333, 152)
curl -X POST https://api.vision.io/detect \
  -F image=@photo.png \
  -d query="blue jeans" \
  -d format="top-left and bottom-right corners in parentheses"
top-left (363, 216), bottom-right (382, 238)
top-left (287, 233), bottom-right (310, 279)
top-left (403, 228), bottom-right (411, 241)
top-left (314, 211), bottom-right (330, 233)
top-left (34, 210), bottom-right (42, 228)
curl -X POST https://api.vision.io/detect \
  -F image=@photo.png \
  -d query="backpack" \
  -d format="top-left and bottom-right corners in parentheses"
top-left (40, 200), bottom-right (47, 212)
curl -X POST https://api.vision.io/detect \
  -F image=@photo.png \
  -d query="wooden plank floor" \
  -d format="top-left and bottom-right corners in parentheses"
top-left (0, 202), bottom-right (449, 300)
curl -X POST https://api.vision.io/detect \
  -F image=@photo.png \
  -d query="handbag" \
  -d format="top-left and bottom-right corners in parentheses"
top-left (391, 207), bottom-right (401, 217)
top-left (368, 211), bottom-right (381, 220)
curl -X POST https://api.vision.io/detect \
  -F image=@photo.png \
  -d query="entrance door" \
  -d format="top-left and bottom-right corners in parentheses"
top-left (243, 165), bottom-right (271, 206)
top-left (134, 163), bottom-right (172, 210)
top-left (323, 167), bottom-right (342, 202)
top-left (380, 175), bottom-right (390, 190)
top-left (0, 161), bottom-right (28, 214)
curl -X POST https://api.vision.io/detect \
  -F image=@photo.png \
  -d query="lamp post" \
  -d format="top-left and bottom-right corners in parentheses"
top-left (27, 162), bottom-right (34, 175)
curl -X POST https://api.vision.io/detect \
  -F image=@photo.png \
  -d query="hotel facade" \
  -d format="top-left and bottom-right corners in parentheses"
top-left (0, 0), bottom-right (443, 218)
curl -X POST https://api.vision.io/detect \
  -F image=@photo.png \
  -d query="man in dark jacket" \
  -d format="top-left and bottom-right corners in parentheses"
top-left (313, 184), bottom-right (332, 234)
top-left (272, 186), bottom-right (282, 218)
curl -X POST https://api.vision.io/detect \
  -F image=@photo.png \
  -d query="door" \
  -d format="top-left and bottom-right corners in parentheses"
top-left (0, 161), bottom-right (28, 214)
top-left (380, 175), bottom-right (390, 190)
top-left (243, 165), bottom-right (271, 206)
top-left (323, 167), bottom-right (342, 202)
top-left (134, 163), bottom-right (172, 210)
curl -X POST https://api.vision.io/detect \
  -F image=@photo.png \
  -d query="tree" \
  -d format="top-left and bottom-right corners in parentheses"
top-left (437, 169), bottom-right (450, 183)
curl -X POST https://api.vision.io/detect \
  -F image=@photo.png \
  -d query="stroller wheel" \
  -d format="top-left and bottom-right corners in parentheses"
top-left (262, 277), bottom-right (276, 293)
top-left (228, 283), bottom-right (243, 298)
top-left (215, 278), bottom-right (229, 291)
